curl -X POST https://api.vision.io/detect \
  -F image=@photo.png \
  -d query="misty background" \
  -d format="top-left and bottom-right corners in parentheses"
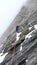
top-left (0, 0), bottom-right (28, 37)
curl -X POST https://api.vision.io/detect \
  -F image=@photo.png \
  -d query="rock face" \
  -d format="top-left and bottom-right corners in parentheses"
top-left (0, 0), bottom-right (37, 65)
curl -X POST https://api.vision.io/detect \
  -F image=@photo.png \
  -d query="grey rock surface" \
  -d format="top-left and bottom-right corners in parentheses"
top-left (0, 0), bottom-right (37, 65)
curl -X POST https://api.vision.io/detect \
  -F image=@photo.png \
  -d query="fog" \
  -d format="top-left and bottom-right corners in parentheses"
top-left (0, 0), bottom-right (27, 37)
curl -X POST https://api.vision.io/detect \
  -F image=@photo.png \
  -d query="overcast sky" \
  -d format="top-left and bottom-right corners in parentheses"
top-left (0, 0), bottom-right (28, 37)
